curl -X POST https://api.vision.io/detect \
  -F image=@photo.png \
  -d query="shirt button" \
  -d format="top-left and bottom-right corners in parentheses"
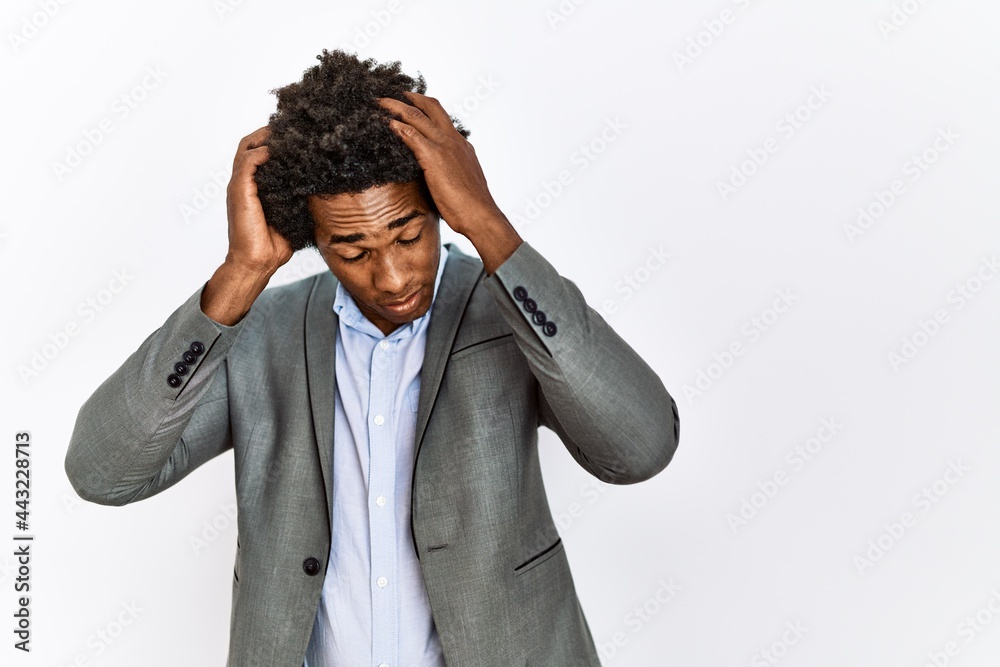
top-left (373, 414), bottom-right (385, 426)
top-left (376, 495), bottom-right (387, 507)
top-left (378, 663), bottom-right (388, 667)
top-left (379, 340), bottom-right (389, 350)
top-left (376, 576), bottom-right (388, 588)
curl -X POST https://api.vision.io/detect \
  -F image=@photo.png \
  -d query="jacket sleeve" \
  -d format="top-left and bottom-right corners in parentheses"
top-left (64, 284), bottom-right (246, 506)
top-left (480, 239), bottom-right (679, 484)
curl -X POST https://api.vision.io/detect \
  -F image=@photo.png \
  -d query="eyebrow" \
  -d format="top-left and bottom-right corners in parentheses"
top-left (326, 210), bottom-right (422, 245)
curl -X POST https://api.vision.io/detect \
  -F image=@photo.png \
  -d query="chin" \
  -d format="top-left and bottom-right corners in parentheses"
top-left (409, 294), bottom-right (433, 320)
top-left (404, 300), bottom-right (430, 322)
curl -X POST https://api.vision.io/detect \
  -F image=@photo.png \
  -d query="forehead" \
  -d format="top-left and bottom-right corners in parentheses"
top-left (308, 181), bottom-right (427, 230)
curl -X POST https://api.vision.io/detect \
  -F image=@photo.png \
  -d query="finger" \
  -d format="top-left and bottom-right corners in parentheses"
top-left (400, 91), bottom-right (454, 128)
top-left (233, 126), bottom-right (271, 173)
top-left (385, 117), bottom-right (430, 158)
top-left (232, 145), bottom-right (270, 190)
top-left (377, 96), bottom-right (441, 139)
top-left (240, 144), bottom-right (271, 168)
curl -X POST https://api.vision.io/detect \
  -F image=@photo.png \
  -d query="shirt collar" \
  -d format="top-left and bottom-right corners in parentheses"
top-left (332, 242), bottom-right (449, 339)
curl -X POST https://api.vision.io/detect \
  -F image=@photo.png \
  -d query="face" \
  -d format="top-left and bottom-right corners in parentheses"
top-left (308, 180), bottom-right (442, 337)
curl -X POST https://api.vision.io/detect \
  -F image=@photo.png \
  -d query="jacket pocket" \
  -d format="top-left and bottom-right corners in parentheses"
top-left (514, 537), bottom-right (563, 576)
top-left (449, 333), bottom-right (514, 361)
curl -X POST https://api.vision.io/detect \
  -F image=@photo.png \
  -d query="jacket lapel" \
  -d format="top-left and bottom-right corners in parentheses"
top-left (304, 269), bottom-right (339, 527)
top-left (414, 243), bottom-right (483, 456)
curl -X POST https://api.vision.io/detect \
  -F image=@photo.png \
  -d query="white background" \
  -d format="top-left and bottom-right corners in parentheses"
top-left (3, 0), bottom-right (1000, 665)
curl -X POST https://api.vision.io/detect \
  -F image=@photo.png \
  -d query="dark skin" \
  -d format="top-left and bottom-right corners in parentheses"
top-left (202, 91), bottom-right (523, 333)
top-left (308, 181), bottom-right (442, 335)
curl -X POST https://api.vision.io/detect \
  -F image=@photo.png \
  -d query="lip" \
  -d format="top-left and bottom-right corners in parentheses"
top-left (382, 289), bottom-right (421, 314)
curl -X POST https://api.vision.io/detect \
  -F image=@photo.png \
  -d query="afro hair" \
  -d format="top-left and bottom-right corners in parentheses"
top-left (255, 48), bottom-right (470, 251)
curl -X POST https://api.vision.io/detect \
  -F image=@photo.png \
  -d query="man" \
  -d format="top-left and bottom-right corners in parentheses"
top-left (64, 49), bottom-right (680, 666)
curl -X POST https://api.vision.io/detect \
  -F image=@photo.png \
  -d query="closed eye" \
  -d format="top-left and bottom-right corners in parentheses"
top-left (342, 233), bottom-right (422, 263)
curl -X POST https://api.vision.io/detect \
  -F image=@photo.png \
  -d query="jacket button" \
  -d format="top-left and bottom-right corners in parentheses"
top-left (174, 362), bottom-right (189, 376)
top-left (543, 321), bottom-right (557, 337)
top-left (532, 310), bottom-right (546, 326)
top-left (513, 286), bottom-right (528, 301)
top-left (183, 351), bottom-right (197, 364)
top-left (190, 341), bottom-right (205, 355)
top-left (167, 374), bottom-right (182, 388)
top-left (522, 297), bottom-right (537, 313)
top-left (302, 557), bottom-right (321, 576)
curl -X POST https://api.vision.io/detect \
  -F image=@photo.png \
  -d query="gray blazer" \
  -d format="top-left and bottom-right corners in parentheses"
top-left (65, 239), bottom-right (679, 666)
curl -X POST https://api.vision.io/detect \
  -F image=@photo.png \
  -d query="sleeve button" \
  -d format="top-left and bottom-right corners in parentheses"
top-left (543, 321), bottom-right (557, 337)
top-left (174, 362), bottom-right (189, 376)
top-left (532, 310), bottom-right (547, 326)
top-left (190, 341), bottom-right (205, 355)
top-left (513, 286), bottom-right (528, 301)
top-left (522, 297), bottom-right (537, 313)
top-left (167, 374), bottom-right (182, 388)
top-left (183, 351), bottom-right (197, 365)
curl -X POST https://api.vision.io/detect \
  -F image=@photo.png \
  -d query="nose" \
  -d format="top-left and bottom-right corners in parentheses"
top-left (373, 251), bottom-right (409, 299)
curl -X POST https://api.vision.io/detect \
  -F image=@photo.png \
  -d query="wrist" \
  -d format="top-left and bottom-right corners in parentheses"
top-left (460, 210), bottom-right (523, 276)
top-left (222, 252), bottom-right (282, 280)
top-left (201, 261), bottom-right (273, 327)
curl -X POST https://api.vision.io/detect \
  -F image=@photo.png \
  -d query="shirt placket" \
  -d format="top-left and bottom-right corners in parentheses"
top-left (368, 336), bottom-right (397, 667)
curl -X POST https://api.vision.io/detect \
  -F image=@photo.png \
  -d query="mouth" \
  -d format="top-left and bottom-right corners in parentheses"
top-left (382, 288), bottom-right (422, 315)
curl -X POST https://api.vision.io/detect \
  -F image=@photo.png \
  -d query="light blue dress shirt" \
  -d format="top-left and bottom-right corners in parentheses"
top-left (304, 244), bottom-right (449, 667)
